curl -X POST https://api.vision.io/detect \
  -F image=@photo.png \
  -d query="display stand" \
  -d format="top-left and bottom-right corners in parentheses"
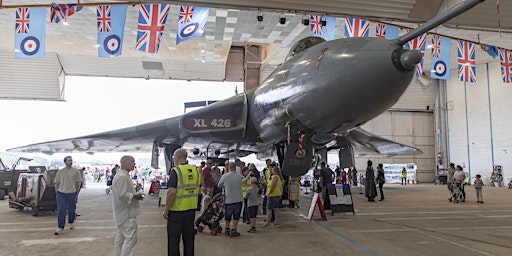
top-left (328, 184), bottom-right (355, 215)
top-left (308, 192), bottom-right (327, 221)
top-left (288, 177), bottom-right (300, 202)
top-left (158, 182), bottom-right (168, 207)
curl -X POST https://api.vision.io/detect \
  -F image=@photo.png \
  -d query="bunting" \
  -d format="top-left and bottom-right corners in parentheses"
top-left (375, 23), bottom-right (399, 40)
top-left (176, 6), bottom-right (210, 45)
top-left (405, 30), bottom-right (427, 77)
top-left (50, 3), bottom-right (83, 23)
top-left (310, 15), bottom-right (335, 41)
top-left (481, 44), bottom-right (499, 59)
top-left (499, 48), bottom-right (512, 83)
top-left (15, 7), bottom-right (46, 58)
top-left (136, 4), bottom-right (171, 53)
top-left (344, 18), bottom-right (369, 38)
top-left (430, 35), bottom-right (451, 80)
top-left (457, 40), bottom-right (476, 83)
top-left (98, 5), bottom-right (127, 57)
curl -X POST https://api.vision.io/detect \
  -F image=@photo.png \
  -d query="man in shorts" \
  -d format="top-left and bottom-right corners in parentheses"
top-left (218, 161), bottom-right (243, 237)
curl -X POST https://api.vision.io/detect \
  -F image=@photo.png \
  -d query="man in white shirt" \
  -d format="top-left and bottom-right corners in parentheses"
top-left (112, 156), bottom-right (144, 256)
top-left (54, 156), bottom-right (82, 235)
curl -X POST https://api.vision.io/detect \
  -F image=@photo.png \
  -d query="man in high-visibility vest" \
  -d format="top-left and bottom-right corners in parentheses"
top-left (163, 148), bottom-right (200, 256)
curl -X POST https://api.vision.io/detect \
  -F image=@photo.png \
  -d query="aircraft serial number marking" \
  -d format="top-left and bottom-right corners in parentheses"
top-left (184, 115), bottom-right (234, 131)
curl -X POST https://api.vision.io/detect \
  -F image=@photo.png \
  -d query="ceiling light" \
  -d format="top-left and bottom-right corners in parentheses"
top-left (279, 14), bottom-right (286, 25)
top-left (257, 10), bottom-right (263, 22)
top-left (302, 16), bottom-right (309, 26)
top-left (201, 56), bottom-right (205, 63)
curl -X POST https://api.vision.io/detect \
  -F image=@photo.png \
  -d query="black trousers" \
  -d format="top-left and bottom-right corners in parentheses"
top-left (167, 210), bottom-right (195, 256)
top-left (378, 183), bottom-right (384, 200)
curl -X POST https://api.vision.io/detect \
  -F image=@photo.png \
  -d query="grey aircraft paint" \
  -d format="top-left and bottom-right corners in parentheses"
top-left (8, 0), bottom-right (485, 176)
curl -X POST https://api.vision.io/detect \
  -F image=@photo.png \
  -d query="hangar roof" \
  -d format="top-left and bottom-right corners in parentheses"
top-left (0, 0), bottom-right (510, 85)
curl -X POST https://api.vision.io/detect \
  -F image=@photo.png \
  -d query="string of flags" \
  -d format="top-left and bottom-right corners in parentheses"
top-left (10, 3), bottom-right (511, 84)
top-left (14, 3), bottom-right (210, 58)
top-left (311, 16), bottom-right (512, 84)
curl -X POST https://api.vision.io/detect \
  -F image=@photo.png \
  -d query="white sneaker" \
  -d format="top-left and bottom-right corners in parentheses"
top-left (54, 228), bottom-right (64, 235)
top-left (69, 224), bottom-right (74, 230)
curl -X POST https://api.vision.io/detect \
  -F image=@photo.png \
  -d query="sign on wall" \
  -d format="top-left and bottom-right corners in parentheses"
top-left (383, 163), bottom-right (417, 183)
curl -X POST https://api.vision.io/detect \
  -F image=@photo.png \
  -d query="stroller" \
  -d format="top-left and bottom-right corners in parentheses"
top-left (105, 175), bottom-right (113, 194)
top-left (195, 193), bottom-right (225, 236)
top-left (450, 182), bottom-right (465, 203)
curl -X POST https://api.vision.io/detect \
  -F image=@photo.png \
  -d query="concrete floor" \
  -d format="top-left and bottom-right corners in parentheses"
top-left (1, 181), bottom-right (512, 256)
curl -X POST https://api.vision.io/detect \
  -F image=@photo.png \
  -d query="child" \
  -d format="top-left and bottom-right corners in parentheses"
top-left (198, 195), bottom-right (211, 217)
top-left (474, 174), bottom-right (484, 203)
top-left (244, 177), bottom-right (260, 232)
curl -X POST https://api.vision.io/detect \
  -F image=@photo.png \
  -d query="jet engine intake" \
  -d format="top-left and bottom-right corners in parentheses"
top-left (391, 48), bottom-right (422, 72)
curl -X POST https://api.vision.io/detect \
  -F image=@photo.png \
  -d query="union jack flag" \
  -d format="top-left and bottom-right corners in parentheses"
top-left (179, 5), bottom-right (194, 23)
top-left (51, 3), bottom-right (83, 23)
top-left (97, 5), bottom-right (111, 32)
top-left (431, 35), bottom-right (441, 58)
top-left (375, 23), bottom-right (385, 39)
top-left (310, 15), bottom-right (323, 35)
top-left (15, 8), bottom-right (30, 33)
top-left (499, 48), bottom-right (512, 83)
top-left (136, 4), bottom-right (171, 53)
top-left (457, 40), bottom-right (476, 83)
top-left (344, 18), bottom-right (369, 38)
top-left (405, 30), bottom-right (427, 76)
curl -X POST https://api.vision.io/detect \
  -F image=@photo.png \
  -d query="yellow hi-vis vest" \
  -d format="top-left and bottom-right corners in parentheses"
top-left (169, 164), bottom-right (200, 211)
top-left (242, 178), bottom-right (251, 198)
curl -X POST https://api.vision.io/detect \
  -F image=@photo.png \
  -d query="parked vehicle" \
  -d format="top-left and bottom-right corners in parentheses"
top-left (0, 157), bottom-right (34, 199)
top-left (8, 168), bottom-right (57, 216)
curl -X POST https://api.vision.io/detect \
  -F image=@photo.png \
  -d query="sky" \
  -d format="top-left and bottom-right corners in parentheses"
top-left (0, 76), bottom-right (243, 164)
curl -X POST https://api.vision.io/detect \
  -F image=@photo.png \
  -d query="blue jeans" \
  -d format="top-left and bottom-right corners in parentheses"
top-left (56, 191), bottom-right (77, 229)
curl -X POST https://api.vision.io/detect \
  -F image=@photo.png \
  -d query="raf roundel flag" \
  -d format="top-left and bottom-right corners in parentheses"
top-left (15, 7), bottom-right (46, 58)
top-left (176, 6), bottom-right (210, 45)
top-left (430, 35), bottom-right (451, 80)
top-left (98, 5), bottom-right (127, 57)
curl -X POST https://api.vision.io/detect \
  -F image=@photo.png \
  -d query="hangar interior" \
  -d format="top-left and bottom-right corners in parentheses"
top-left (0, 0), bottom-right (511, 183)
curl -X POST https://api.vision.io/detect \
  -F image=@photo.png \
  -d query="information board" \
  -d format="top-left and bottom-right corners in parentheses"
top-left (328, 184), bottom-right (355, 215)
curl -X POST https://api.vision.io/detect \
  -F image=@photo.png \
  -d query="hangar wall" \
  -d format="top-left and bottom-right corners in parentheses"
top-left (443, 62), bottom-right (512, 183)
top-left (354, 79), bottom-right (437, 183)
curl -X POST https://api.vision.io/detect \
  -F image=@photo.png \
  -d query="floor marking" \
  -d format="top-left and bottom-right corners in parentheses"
top-left (0, 224), bottom-right (166, 233)
top-left (20, 237), bottom-right (99, 246)
top-left (380, 215), bottom-right (512, 221)
top-left (357, 209), bottom-right (512, 216)
top-left (295, 211), bottom-right (380, 255)
top-left (414, 229), bottom-right (495, 256)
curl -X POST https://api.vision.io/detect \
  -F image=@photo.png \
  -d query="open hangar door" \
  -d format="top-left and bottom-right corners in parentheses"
top-left (0, 51), bottom-right (64, 101)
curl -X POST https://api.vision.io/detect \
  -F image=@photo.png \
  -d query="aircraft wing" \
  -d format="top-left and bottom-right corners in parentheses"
top-left (6, 116), bottom-right (181, 154)
top-left (7, 91), bottom-right (266, 158)
top-left (330, 128), bottom-right (423, 156)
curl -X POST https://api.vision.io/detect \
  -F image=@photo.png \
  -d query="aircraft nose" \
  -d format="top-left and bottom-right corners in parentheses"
top-left (393, 49), bottom-right (422, 71)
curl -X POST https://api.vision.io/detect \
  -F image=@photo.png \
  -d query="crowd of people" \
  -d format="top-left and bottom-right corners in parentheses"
top-left (51, 152), bottom-right (495, 256)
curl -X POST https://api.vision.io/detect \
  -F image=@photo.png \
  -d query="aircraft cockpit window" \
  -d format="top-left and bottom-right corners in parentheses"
top-left (285, 36), bottom-right (326, 61)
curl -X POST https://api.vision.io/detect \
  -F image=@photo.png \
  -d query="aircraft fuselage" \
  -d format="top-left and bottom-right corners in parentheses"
top-left (250, 37), bottom-right (417, 144)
